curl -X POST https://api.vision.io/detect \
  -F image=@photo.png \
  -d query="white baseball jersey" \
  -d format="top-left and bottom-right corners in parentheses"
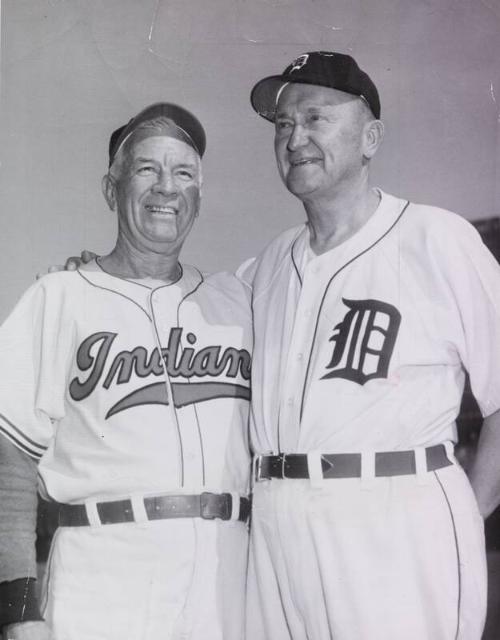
top-left (244, 190), bottom-right (500, 454)
top-left (242, 190), bottom-right (500, 639)
top-left (0, 260), bottom-right (252, 639)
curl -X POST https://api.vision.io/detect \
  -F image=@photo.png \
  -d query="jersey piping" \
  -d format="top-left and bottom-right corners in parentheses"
top-left (298, 200), bottom-right (411, 421)
top-left (95, 256), bottom-right (185, 289)
top-left (291, 234), bottom-right (304, 287)
top-left (175, 267), bottom-right (206, 485)
top-left (76, 271), bottom-right (153, 321)
top-left (434, 470), bottom-right (462, 640)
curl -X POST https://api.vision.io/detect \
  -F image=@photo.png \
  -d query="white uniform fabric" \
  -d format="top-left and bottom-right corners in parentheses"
top-left (0, 261), bottom-right (252, 640)
top-left (241, 190), bottom-right (500, 639)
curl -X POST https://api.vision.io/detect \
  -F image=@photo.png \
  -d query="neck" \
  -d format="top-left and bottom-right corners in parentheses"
top-left (303, 175), bottom-right (379, 255)
top-left (100, 236), bottom-right (182, 282)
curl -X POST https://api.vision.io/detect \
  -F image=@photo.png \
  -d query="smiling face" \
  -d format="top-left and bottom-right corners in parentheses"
top-left (274, 83), bottom-right (374, 203)
top-left (105, 135), bottom-right (201, 256)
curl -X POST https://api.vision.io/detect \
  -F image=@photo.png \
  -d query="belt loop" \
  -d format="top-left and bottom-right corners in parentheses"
top-left (361, 450), bottom-right (375, 490)
top-left (84, 498), bottom-right (101, 527)
top-left (130, 493), bottom-right (148, 524)
top-left (229, 492), bottom-right (240, 521)
top-left (415, 447), bottom-right (428, 485)
top-left (307, 451), bottom-right (324, 488)
top-left (253, 455), bottom-right (263, 484)
top-left (443, 441), bottom-right (456, 464)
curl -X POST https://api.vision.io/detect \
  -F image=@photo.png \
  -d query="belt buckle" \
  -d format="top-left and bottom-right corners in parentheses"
top-left (279, 453), bottom-right (287, 479)
top-left (200, 492), bottom-right (231, 521)
top-left (254, 456), bottom-right (264, 482)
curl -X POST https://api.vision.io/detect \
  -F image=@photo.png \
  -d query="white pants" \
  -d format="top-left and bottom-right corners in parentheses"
top-left (42, 517), bottom-right (248, 640)
top-left (247, 464), bottom-right (486, 640)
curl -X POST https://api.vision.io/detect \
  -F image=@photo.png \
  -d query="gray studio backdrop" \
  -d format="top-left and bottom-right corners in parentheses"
top-left (1, 0), bottom-right (499, 321)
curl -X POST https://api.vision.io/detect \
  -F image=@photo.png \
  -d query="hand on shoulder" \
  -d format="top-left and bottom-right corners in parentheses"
top-left (36, 250), bottom-right (98, 279)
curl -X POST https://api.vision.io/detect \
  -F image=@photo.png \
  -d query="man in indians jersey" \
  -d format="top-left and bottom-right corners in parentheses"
top-left (0, 104), bottom-right (252, 640)
top-left (242, 51), bottom-right (500, 639)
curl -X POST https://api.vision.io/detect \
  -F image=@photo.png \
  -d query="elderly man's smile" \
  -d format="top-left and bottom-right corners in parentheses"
top-left (289, 156), bottom-right (322, 168)
top-left (144, 204), bottom-right (179, 216)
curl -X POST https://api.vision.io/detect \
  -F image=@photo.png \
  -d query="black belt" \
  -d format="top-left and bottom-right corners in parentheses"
top-left (58, 493), bottom-right (251, 527)
top-left (255, 444), bottom-right (453, 481)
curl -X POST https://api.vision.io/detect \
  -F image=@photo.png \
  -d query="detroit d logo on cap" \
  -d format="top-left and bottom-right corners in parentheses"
top-left (321, 298), bottom-right (401, 385)
top-left (289, 54), bottom-right (309, 73)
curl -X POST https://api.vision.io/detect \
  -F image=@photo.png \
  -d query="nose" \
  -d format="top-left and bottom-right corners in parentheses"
top-left (287, 123), bottom-right (308, 152)
top-left (152, 170), bottom-right (178, 197)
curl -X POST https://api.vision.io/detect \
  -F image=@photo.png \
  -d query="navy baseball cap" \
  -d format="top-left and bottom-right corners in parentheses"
top-left (108, 102), bottom-right (206, 167)
top-left (251, 51), bottom-right (380, 122)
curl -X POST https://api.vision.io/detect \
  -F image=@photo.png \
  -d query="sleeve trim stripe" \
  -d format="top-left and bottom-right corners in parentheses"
top-left (0, 413), bottom-right (47, 452)
top-left (0, 427), bottom-right (44, 460)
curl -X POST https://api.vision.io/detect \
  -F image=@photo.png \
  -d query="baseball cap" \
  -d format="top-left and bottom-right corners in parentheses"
top-left (108, 102), bottom-right (206, 167)
top-left (250, 51), bottom-right (380, 122)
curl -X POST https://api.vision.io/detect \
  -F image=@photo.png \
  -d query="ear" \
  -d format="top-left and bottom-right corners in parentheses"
top-left (363, 119), bottom-right (384, 160)
top-left (195, 189), bottom-right (201, 218)
top-left (102, 174), bottom-right (117, 211)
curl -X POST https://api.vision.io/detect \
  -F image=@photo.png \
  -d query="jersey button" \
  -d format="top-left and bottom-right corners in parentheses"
top-left (297, 353), bottom-right (303, 361)
top-left (305, 309), bottom-right (312, 317)
top-left (287, 397), bottom-right (294, 406)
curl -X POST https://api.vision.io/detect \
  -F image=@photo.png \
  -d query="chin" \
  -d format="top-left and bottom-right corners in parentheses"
top-left (142, 229), bottom-right (178, 245)
top-left (286, 178), bottom-right (318, 199)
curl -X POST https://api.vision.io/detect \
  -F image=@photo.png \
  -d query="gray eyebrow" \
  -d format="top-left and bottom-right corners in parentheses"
top-left (133, 156), bottom-right (158, 164)
top-left (175, 163), bottom-right (198, 170)
top-left (133, 157), bottom-right (198, 170)
top-left (275, 105), bottom-right (328, 119)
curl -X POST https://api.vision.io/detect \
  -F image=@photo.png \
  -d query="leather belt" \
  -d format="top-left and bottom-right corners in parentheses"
top-left (255, 444), bottom-right (453, 481)
top-left (58, 493), bottom-right (251, 527)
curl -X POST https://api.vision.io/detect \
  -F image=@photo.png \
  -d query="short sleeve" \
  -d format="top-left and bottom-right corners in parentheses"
top-left (439, 219), bottom-right (500, 417)
top-left (0, 279), bottom-right (70, 459)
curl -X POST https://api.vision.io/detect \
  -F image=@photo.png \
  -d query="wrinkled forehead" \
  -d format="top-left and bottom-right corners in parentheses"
top-left (276, 82), bottom-right (361, 117)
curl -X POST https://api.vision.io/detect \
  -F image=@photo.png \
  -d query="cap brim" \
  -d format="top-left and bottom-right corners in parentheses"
top-left (250, 75), bottom-right (358, 123)
top-left (128, 103), bottom-right (206, 157)
top-left (250, 76), bottom-right (289, 123)
top-left (109, 102), bottom-right (206, 167)
top-left (251, 70), bottom-right (381, 123)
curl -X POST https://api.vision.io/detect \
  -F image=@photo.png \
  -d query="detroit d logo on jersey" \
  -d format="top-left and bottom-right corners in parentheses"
top-left (321, 298), bottom-right (401, 385)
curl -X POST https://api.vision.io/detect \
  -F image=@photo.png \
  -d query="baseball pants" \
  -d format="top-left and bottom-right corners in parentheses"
top-left (42, 517), bottom-right (248, 640)
top-left (246, 463), bottom-right (486, 639)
